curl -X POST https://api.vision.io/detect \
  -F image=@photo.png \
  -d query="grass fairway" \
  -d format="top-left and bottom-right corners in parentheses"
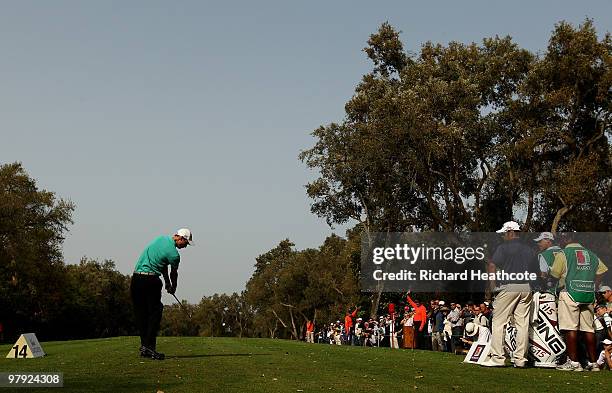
top-left (0, 337), bottom-right (608, 392)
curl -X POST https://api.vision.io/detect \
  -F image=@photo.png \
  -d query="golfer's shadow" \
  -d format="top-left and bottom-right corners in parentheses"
top-left (170, 353), bottom-right (270, 359)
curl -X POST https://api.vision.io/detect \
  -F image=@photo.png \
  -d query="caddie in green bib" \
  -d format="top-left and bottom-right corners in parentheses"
top-left (534, 232), bottom-right (563, 294)
top-left (563, 244), bottom-right (599, 304)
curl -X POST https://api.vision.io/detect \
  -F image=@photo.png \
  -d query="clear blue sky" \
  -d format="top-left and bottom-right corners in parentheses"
top-left (1, 1), bottom-right (610, 303)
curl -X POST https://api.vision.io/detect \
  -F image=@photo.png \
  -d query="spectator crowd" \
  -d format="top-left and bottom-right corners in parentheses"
top-left (310, 298), bottom-right (494, 352)
top-left (305, 226), bottom-right (612, 372)
top-left (307, 290), bottom-right (611, 370)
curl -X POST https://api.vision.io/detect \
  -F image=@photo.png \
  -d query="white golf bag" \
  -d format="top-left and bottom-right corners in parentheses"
top-left (503, 292), bottom-right (565, 367)
top-left (528, 291), bottom-right (565, 367)
top-left (504, 324), bottom-right (517, 360)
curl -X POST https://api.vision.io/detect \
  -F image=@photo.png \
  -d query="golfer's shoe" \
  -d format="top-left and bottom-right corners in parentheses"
top-left (140, 346), bottom-right (165, 360)
top-left (479, 357), bottom-right (505, 367)
top-left (150, 350), bottom-right (165, 360)
top-left (585, 362), bottom-right (600, 372)
top-left (556, 359), bottom-right (583, 371)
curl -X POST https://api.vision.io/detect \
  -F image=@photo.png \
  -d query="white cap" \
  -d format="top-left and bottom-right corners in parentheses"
top-left (438, 300), bottom-right (445, 306)
top-left (599, 285), bottom-right (612, 292)
top-left (534, 232), bottom-right (554, 242)
top-left (465, 322), bottom-right (479, 337)
top-left (496, 221), bottom-right (520, 233)
top-left (602, 339), bottom-right (612, 345)
top-left (175, 228), bottom-right (194, 245)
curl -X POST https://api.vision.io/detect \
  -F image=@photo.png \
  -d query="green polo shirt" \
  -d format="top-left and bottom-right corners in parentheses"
top-left (134, 236), bottom-right (180, 275)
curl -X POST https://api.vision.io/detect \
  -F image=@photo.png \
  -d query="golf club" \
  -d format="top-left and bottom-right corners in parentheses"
top-left (171, 293), bottom-right (192, 319)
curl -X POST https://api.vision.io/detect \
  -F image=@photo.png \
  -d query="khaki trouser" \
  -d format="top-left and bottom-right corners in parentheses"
top-left (557, 291), bottom-right (595, 333)
top-left (431, 332), bottom-right (444, 352)
top-left (490, 284), bottom-right (532, 366)
top-left (306, 331), bottom-right (314, 343)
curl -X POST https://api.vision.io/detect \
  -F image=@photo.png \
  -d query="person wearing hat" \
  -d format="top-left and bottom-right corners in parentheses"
top-left (534, 232), bottom-right (564, 294)
top-left (596, 339), bottom-right (612, 370)
top-left (131, 228), bottom-right (193, 360)
top-left (551, 232), bottom-right (608, 371)
top-left (401, 306), bottom-right (414, 327)
top-left (461, 322), bottom-right (491, 346)
top-left (600, 285), bottom-right (612, 310)
top-left (481, 221), bottom-right (534, 368)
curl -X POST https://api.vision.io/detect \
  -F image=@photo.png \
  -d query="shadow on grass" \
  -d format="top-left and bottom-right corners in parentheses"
top-left (65, 379), bottom-right (182, 393)
top-left (170, 353), bottom-right (271, 359)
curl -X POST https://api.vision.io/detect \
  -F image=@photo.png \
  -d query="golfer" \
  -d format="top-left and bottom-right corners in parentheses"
top-left (482, 221), bottom-right (534, 368)
top-left (131, 228), bottom-right (193, 360)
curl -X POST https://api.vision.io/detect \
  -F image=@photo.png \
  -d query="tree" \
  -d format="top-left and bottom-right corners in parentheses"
top-left (300, 24), bottom-right (534, 314)
top-left (172, 292), bottom-right (253, 338)
top-left (58, 258), bottom-right (135, 339)
top-left (245, 240), bottom-right (300, 339)
top-left (301, 21), bottom-right (610, 316)
top-left (245, 235), bottom-right (362, 339)
top-left (0, 162), bottom-right (75, 340)
top-left (515, 19), bottom-right (611, 232)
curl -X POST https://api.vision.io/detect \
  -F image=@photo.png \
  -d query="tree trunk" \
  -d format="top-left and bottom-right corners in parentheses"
top-left (370, 282), bottom-right (383, 319)
top-left (271, 309), bottom-right (289, 330)
top-left (524, 186), bottom-right (534, 231)
top-left (237, 316), bottom-right (243, 338)
top-left (551, 205), bottom-right (571, 233)
top-left (269, 320), bottom-right (278, 338)
top-left (289, 308), bottom-right (299, 340)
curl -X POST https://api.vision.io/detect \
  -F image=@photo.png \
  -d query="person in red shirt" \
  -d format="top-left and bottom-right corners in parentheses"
top-left (407, 291), bottom-right (427, 349)
top-left (344, 307), bottom-right (359, 345)
top-left (305, 320), bottom-right (315, 343)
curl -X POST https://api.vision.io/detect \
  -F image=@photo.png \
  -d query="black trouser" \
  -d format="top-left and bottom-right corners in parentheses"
top-left (131, 274), bottom-right (163, 350)
top-left (451, 326), bottom-right (463, 353)
top-left (414, 321), bottom-right (426, 349)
